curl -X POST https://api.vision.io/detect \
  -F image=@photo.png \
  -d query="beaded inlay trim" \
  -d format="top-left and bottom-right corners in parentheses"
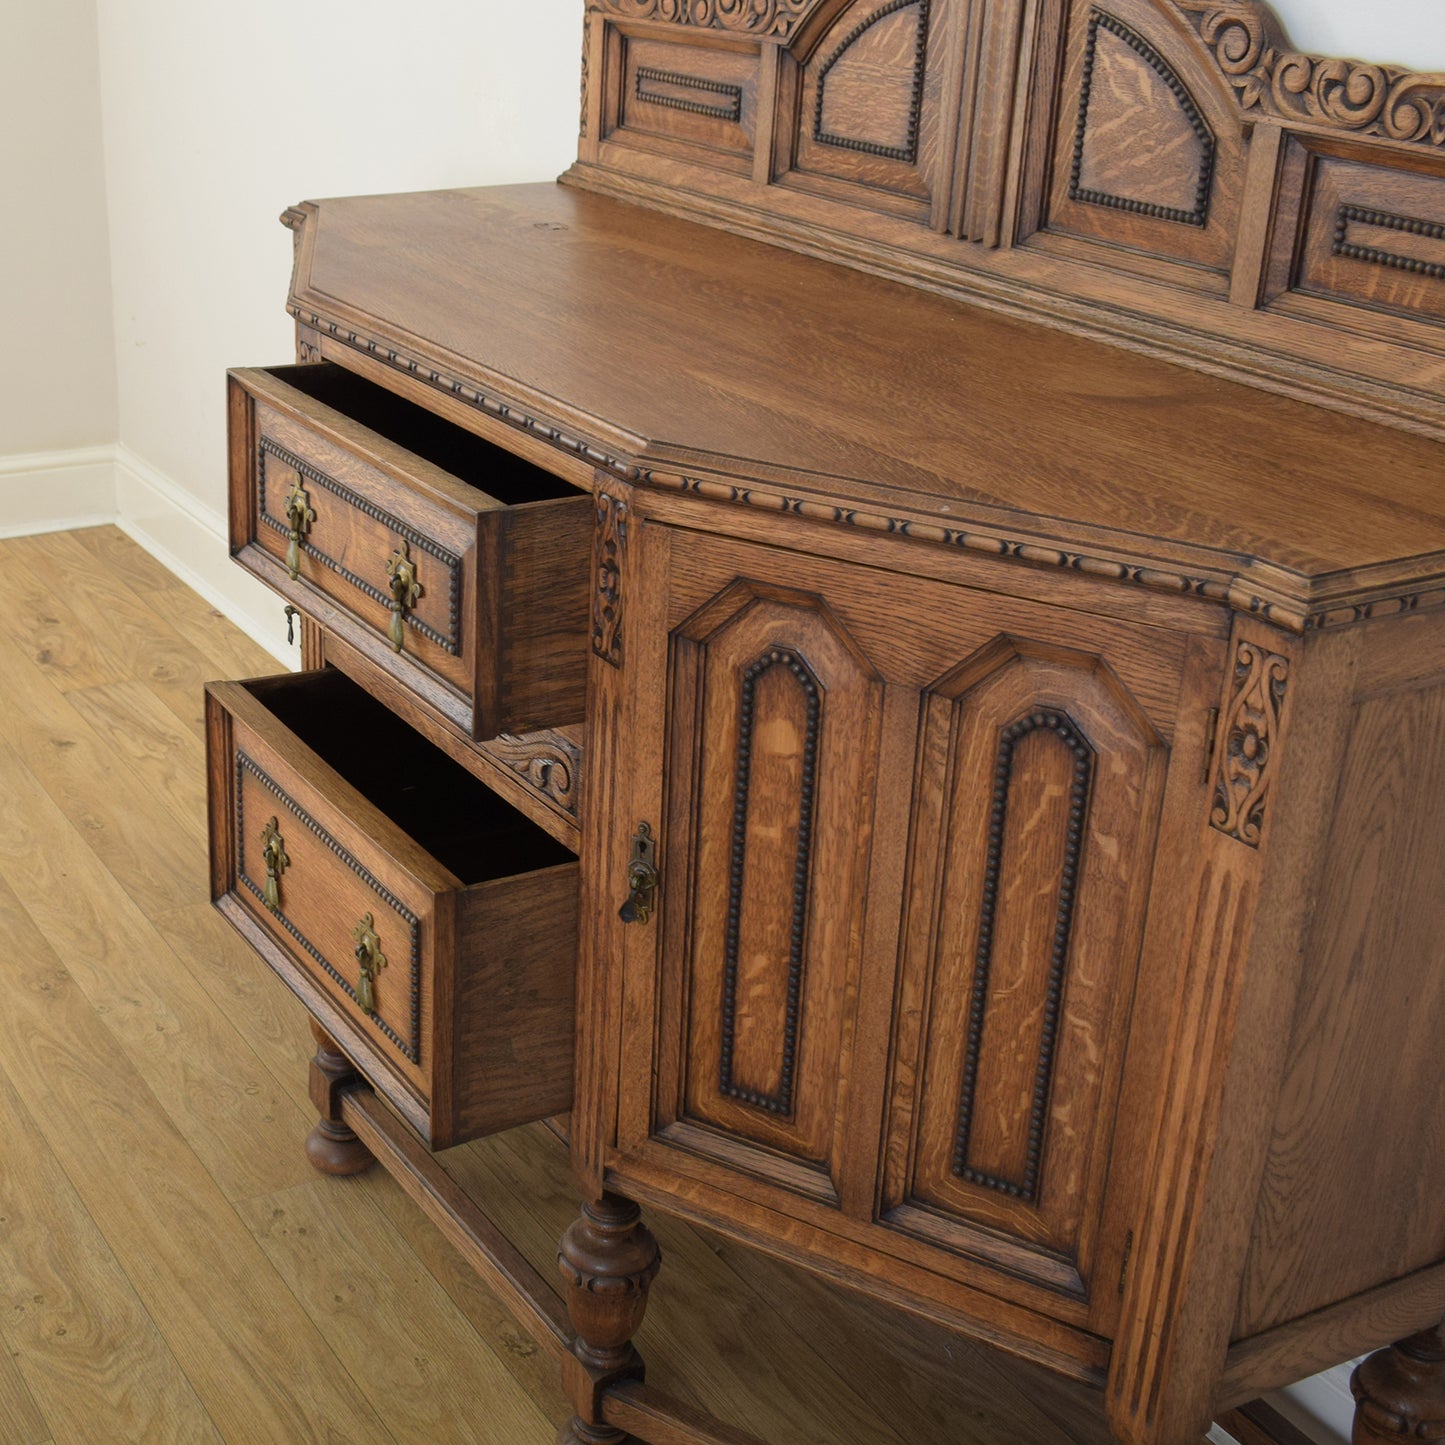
top-left (717, 648), bottom-right (821, 1118)
top-left (1332, 204), bottom-right (1445, 282)
top-left (813, 0), bottom-right (931, 164)
top-left (1070, 10), bottom-right (1216, 228)
top-left (291, 305), bottom-right (1434, 634)
top-left (258, 435), bottom-right (462, 655)
top-left (951, 710), bottom-right (1094, 1202)
top-left (635, 66), bottom-right (744, 122)
top-left (235, 749), bottom-right (422, 1063)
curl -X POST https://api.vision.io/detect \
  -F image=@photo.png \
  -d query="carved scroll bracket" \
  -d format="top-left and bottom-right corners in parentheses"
top-left (589, 0), bottom-right (816, 40)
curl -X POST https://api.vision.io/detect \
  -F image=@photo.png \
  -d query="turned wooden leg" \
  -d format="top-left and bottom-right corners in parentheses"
top-left (1351, 1320), bottom-right (1445, 1442)
top-left (304, 1019), bottom-right (374, 1175)
top-left (555, 1192), bottom-right (661, 1445)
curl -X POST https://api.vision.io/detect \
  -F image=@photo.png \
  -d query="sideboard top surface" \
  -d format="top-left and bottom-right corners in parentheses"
top-left (286, 181), bottom-right (1445, 620)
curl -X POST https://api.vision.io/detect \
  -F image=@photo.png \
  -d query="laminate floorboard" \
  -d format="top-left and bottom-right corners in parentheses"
top-left (0, 527), bottom-right (1307, 1445)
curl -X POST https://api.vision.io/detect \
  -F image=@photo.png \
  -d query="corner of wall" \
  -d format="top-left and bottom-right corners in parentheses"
top-left (112, 445), bottom-right (295, 666)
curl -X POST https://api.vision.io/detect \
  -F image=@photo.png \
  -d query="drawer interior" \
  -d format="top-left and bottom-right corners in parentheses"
top-left (245, 669), bottom-right (575, 882)
top-left (268, 363), bottom-right (578, 506)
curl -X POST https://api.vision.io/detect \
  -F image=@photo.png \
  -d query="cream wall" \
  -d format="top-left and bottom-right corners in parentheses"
top-left (85, 0), bottom-right (581, 649)
top-left (93, 0), bottom-right (581, 513)
top-left (0, 0), bottom-right (116, 464)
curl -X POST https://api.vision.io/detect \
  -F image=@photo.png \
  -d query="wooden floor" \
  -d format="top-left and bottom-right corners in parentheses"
top-left (0, 526), bottom-right (1303, 1445)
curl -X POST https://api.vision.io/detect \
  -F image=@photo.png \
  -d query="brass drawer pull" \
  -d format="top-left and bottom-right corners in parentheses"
top-left (385, 541), bottom-right (424, 653)
top-left (284, 478), bottom-right (317, 580)
top-left (259, 816), bottom-right (289, 913)
top-left (352, 913), bottom-right (388, 1015)
top-left (618, 822), bottom-right (658, 925)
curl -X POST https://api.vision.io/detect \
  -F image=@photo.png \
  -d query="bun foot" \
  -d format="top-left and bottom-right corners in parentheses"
top-left (556, 1418), bottom-right (627, 1444)
top-left (305, 1117), bottom-right (374, 1175)
top-left (1351, 1322), bottom-right (1445, 1443)
top-left (304, 1020), bottom-right (373, 1175)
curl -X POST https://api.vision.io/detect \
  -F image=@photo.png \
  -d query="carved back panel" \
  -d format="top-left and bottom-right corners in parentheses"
top-left (571, 0), bottom-right (1445, 434)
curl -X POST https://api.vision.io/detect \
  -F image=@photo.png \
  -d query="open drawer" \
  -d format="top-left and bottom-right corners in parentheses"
top-left (206, 668), bottom-right (578, 1148)
top-left (227, 362), bottom-right (592, 740)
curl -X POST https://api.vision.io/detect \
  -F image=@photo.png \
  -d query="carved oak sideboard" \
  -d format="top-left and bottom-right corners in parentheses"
top-left (207, 3), bottom-right (1445, 1442)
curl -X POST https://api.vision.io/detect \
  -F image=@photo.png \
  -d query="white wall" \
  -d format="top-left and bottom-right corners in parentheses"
top-left (0, 0), bottom-right (117, 456)
top-left (93, 0), bottom-right (582, 515)
top-left (1272, 1), bottom-right (1445, 70)
top-left (85, 0), bottom-right (582, 650)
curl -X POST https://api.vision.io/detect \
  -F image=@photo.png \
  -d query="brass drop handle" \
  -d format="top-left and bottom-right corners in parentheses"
top-left (384, 541), bottom-right (423, 654)
top-left (618, 822), bottom-right (658, 925)
top-left (284, 605), bottom-right (300, 647)
top-left (352, 914), bottom-right (388, 1015)
top-left (259, 817), bottom-right (289, 914)
top-left (283, 478), bottom-right (316, 580)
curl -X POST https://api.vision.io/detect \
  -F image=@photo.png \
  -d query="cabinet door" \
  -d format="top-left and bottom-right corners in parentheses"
top-left (879, 636), bottom-right (1167, 1304)
top-left (649, 575), bottom-right (884, 1205)
top-left (619, 528), bottom-right (1191, 1317)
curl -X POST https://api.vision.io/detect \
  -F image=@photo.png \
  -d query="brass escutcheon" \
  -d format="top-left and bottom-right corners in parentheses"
top-left (384, 541), bottom-right (423, 654)
top-left (618, 821), bottom-right (658, 925)
top-left (352, 913), bottom-right (388, 1016)
top-left (284, 477), bottom-right (316, 581)
top-left (259, 816), bottom-right (289, 913)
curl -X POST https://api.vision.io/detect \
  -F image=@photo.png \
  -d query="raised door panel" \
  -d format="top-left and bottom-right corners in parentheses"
top-left (881, 637), bottom-right (1168, 1306)
top-left (652, 580), bottom-right (883, 1205)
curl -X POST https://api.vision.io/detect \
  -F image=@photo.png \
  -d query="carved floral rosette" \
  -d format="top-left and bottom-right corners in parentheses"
top-left (1173, 0), bottom-right (1445, 147)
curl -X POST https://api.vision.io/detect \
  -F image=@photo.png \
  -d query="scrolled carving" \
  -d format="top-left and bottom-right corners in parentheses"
top-left (484, 732), bottom-right (581, 818)
top-left (1174, 0), bottom-right (1445, 148)
top-left (592, 0), bottom-right (816, 39)
top-left (592, 490), bottom-right (627, 668)
top-left (1209, 640), bottom-right (1289, 848)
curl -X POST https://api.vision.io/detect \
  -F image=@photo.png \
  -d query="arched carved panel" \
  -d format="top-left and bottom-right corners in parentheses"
top-left (783, 0), bottom-right (947, 216)
top-left (813, 0), bottom-right (930, 163)
top-left (1036, 0), bottom-right (1245, 279)
top-left (881, 637), bottom-right (1167, 1299)
top-left (1069, 11), bottom-right (1216, 228)
top-left (717, 647), bottom-right (821, 1115)
top-left (576, 0), bottom-right (1445, 426)
top-left (951, 709), bottom-right (1094, 1202)
top-left (655, 581), bottom-right (884, 1201)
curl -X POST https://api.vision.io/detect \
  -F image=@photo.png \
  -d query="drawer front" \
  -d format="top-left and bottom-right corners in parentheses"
top-left (233, 744), bottom-right (428, 1075)
top-left (228, 364), bottom-right (592, 740)
top-left (214, 683), bottom-right (444, 1107)
top-left (207, 670), bottom-right (579, 1146)
top-left (253, 407), bottom-right (473, 694)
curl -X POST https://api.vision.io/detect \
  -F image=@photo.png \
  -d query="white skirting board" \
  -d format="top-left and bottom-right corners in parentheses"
top-left (112, 444), bottom-right (295, 666)
top-left (0, 441), bottom-right (1372, 1445)
top-left (0, 445), bottom-right (117, 538)
top-left (0, 442), bottom-right (294, 667)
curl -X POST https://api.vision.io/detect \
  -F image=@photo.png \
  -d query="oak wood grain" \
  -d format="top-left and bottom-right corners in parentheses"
top-left (238, 1175), bottom-right (556, 1443)
top-left (0, 1065), bottom-right (219, 1445)
top-left (0, 867), bottom-right (394, 1443)
top-left (289, 183), bottom-right (1445, 598)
